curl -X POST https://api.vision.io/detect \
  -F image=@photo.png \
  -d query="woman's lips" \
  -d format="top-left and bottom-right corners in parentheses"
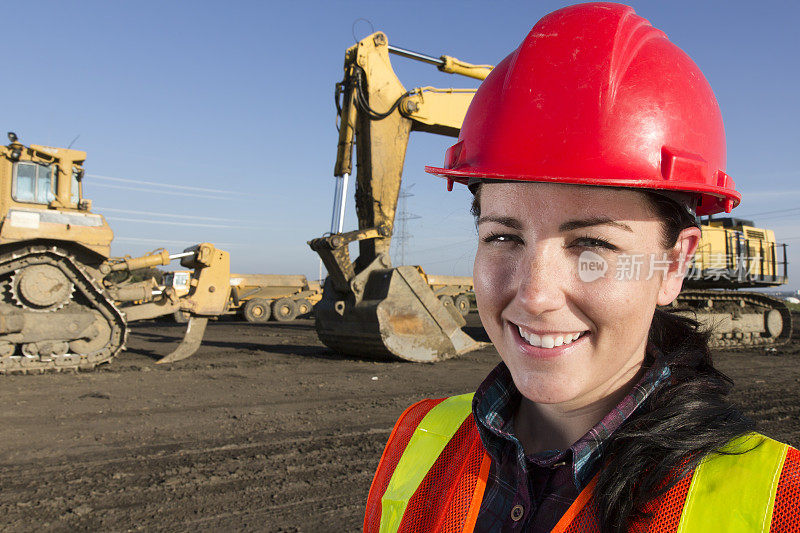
top-left (517, 326), bottom-right (588, 348)
top-left (510, 323), bottom-right (591, 356)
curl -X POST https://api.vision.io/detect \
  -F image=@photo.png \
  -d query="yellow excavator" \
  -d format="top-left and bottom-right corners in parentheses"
top-left (0, 133), bottom-right (231, 372)
top-left (680, 218), bottom-right (792, 347)
top-left (309, 31), bottom-right (791, 362)
top-left (308, 32), bottom-right (491, 362)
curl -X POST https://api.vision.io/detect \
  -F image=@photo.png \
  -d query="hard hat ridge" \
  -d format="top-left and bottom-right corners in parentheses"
top-left (602, 8), bottom-right (668, 113)
top-left (426, 2), bottom-right (741, 216)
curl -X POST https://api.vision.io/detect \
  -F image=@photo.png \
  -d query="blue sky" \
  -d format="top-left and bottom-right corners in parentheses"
top-left (4, 1), bottom-right (800, 288)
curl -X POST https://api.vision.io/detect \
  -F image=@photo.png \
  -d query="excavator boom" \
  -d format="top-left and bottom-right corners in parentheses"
top-left (310, 32), bottom-right (489, 362)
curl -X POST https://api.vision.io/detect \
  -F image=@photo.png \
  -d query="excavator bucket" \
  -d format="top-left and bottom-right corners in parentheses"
top-left (315, 266), bottom-right (485, 362)
top-left (156, 317), bottom-right (209, 364)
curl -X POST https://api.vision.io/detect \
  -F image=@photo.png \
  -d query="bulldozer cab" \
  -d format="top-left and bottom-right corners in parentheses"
top-left (0, 133), bottom-right (112, 257)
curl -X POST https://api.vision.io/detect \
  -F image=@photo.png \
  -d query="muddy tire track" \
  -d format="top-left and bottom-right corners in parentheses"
top-left (0, 315), bottom-right (797, 531)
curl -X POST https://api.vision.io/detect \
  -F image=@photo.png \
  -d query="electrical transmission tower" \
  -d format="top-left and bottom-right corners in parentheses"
top-left (393, 184), bottom-right (421, 265)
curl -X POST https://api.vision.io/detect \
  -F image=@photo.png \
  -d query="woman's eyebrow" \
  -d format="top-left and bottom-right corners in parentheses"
top-left (559, 217), bottom-right (633, 232)
top-left (476, 216), bottom-right (523, 229)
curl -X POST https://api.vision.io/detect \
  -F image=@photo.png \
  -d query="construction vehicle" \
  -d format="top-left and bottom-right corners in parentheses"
top-left (164, 271), bottom-right (322, 322)
top-left (0, 133), bottom-right (231, 372)
top-left (679, 218), bottom-right (792, 347)
top-left (308, 32), bottom-right (490, 363)
top-left (309, 31), bottom-right (791, 362)
top-left (425, 274), bottom-right (473, 317)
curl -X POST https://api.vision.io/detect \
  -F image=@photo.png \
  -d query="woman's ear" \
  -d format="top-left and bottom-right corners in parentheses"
top-left (657, 226), bottom-right (701, 306)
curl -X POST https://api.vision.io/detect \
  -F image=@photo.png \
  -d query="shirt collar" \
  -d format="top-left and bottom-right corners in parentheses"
top-left (473, 347), bottom-right (671, 487)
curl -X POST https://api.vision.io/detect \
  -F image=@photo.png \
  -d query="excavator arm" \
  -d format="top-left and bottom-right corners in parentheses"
top-left (308, 32), bottom-right (491, 362)
top-left (330, 32), bottom-right (485, 267)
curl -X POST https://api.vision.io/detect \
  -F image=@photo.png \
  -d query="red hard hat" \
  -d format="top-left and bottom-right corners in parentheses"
top-left (426, 2), bottom-right (740, 216)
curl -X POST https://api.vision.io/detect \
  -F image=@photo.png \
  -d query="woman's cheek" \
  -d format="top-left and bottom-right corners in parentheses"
top-left (570, 253), bottom-right (639, 310)
top-left (473, 249), bottom-right (516, 312)
top-left (572, 258), bottom-right (660, 337)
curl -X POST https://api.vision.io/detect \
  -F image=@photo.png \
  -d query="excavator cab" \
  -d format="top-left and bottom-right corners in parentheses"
top-left (309, 33), bottom-right (491, 362)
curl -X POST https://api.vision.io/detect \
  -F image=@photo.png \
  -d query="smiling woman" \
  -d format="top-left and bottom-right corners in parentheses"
top-left (473, 184), bottom-right (689, 411)
top-left (364, 3), bottom-right (800, 533)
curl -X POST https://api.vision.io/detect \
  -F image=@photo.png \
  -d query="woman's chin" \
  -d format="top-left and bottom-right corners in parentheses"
top-left (509, 370), bottom-right (584, 405)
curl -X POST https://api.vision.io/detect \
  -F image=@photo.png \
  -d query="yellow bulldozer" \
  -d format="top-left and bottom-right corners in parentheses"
top-left (0, 133), bottom-right (231, 372)
top-left (309, 31), bottom-right (791, 362)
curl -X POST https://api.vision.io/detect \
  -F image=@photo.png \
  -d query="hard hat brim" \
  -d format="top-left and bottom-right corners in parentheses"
top-left (424, 165), bottom-right (741, 217)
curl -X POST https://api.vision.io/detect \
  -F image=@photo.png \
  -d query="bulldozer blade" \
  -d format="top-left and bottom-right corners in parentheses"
top-left (315, 266), bottom-right (487, 362)
top-left (156, 317), bottom-right (209, 364)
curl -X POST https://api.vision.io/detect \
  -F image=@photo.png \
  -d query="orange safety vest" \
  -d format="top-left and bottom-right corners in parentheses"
top-left (365, 394), bottom-right (800, 533)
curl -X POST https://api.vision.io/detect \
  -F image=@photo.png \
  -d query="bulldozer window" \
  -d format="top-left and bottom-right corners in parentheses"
top-left (71, 168), bottom-right (81, 204)
top-left (12, 162), bottom-right (55, 204)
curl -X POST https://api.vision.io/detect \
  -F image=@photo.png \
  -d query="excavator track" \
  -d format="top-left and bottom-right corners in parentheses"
top-left (675, 290), bottom-right (792, 349)
top-left (0, 245), bottom-right (126, 373)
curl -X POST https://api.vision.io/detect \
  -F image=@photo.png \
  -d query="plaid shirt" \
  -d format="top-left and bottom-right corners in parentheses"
top-left (472, 353), bottom-right (670, 532)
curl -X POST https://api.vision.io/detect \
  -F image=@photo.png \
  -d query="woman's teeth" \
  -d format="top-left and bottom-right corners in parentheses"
top-left (517, 326), bottom-right (585, 348)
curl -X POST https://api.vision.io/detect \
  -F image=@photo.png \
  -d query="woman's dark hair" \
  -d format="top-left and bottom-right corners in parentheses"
top-left (596, 193), bottom-right (752, 532)
top-left (472, 186), bottom-right (753, 533)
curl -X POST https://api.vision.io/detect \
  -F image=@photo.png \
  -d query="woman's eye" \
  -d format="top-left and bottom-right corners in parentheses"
top-left (571, 237), bottom-right (618, 251)
top-left (481, 233), bottom-right (521, 244)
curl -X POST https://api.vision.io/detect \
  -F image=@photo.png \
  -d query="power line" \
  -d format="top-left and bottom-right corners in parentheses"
top-left (393, 184), bottom-right (421, 265)
top-left (411, 238), bottom-right (475, 255)
top-left (114, 236), bottom-right (248, 247)
top-left (734, 206), bottom-right (800, 218)
top-left (420, 247), bottom-right (476, 274)
top-left (96, 206), bottom-right (261, 224)
top-left (87, 173), bottom-right (245, 196)
top-left (106, 216), bottom-right (265, 230)
top-left (88, 181), bottom-right (239, 201)
top-left (741, 171), bottom-right (800, 179)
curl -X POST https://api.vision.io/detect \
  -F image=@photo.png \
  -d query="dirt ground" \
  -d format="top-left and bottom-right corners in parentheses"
top-left (0, 314), bottom-right (798, 532)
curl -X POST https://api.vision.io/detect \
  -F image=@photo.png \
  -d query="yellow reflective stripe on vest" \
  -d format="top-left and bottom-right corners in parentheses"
top-left (379, 393), bottom-right (474, 533)
top-left (677, 433), bottom-right (788, 533)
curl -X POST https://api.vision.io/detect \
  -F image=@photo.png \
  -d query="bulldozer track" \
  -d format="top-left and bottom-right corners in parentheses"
top-left (677, 290), bottom-right (793, 349)
top-left (0, 245), bottom-right (126, 373)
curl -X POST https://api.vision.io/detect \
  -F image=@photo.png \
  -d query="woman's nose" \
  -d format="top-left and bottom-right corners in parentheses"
top-left (515, 249), bottom-right (567, 315)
